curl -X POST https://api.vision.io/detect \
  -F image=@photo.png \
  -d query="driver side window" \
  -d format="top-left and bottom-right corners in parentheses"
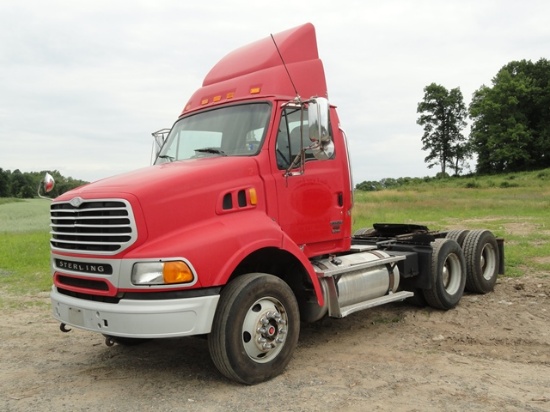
top-left (276, 108), bottom-right (313, 169)
top-left (276, 106), bottom-right (334, 169)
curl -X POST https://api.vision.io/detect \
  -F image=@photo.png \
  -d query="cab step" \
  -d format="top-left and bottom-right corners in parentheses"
top-left (334, 291), bottom-right (414, 318)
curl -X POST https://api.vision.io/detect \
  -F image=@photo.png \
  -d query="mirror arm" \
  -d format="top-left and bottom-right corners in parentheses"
top-left (283, 103), bottom-right (308, 177)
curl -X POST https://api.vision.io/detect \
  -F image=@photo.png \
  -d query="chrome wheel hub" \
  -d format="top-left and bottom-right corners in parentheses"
top-left (241, 298), bottom-right (288, 363)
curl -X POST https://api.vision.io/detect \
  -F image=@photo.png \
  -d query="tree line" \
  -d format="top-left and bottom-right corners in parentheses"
top-left (0, 169), bottom-right (88, 199)
top-left (417, 58), bottom-right (549, 177)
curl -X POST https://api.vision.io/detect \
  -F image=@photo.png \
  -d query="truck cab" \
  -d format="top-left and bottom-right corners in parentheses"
top-left (48, 23), bottom-right (503, 385)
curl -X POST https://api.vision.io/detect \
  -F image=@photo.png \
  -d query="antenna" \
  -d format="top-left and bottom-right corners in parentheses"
top-left (270, 34), bottom-right (300, 100)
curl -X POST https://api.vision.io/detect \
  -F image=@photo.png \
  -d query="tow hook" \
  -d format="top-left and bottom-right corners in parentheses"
top-left (59, 323), bottom-right (72, 333)
top-left (104, 336), bottom-right (116, 347)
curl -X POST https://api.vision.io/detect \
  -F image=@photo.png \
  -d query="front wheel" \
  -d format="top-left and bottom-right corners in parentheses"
top-left (423, 238), bottom-right (466, 310)
top-left (208, 273), bottom-right (300, 385)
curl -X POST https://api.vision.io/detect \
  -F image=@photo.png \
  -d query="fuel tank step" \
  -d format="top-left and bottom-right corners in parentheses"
top-left (337, 290), bottom-right (413, 318)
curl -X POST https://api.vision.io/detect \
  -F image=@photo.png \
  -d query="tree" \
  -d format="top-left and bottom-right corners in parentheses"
top-left (417, 83), bottom-right (469, 175)
top-left (469, 58), bottom-right (550, 173)
top-left (0, 168), bottom-right (10, 197)
top-left (0, 168), bottom-right (88, 198)
top-left (9, 169), bottom-right (32, 198)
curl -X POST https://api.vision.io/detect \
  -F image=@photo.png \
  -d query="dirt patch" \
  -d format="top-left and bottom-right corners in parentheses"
top-left (534, 256), bottom-right (550, 265)
top-left (1, 273), bottom-right (549, 411)
top-left (503, 221), bottom-right (539, 237)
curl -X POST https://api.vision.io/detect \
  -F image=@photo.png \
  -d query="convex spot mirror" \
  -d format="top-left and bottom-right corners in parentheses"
top-left (42, 172), bottom-right (55, 193)
top-left (38, 172), bottom-right (55, 199)
top-left (308, 97), bottom-right (334, 160)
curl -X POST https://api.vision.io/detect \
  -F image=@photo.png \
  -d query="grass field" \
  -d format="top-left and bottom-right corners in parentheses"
top-left (0, 199), bottom-right (52, 308)
top-left (353, 169), bottom-right (550, 277)
top-left (0, 169), bottom-right (548, 308)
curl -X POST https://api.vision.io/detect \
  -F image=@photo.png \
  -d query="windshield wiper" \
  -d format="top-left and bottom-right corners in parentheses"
top-left (157, 155), bottom-right (175, 162)
top-left (194, 147), bottom-right (227, 156)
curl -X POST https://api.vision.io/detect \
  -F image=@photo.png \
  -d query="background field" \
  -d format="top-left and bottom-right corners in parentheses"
top-left (0, 198), bottom-right (51, 307)
top-left (1, 169), bottom-right (549, 308)
top-left (354, 169), bottom-right (550, 278)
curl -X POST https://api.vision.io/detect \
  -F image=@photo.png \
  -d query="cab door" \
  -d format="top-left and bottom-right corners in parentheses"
top-left (271, 104), bottom-right (350, 257)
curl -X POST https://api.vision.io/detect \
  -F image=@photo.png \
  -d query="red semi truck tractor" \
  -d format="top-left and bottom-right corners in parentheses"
top-left (47, 23), bottom-right (504, 384)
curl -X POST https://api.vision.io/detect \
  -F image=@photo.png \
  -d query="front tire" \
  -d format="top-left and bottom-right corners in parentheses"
top-left (208, 273), bottom-right (300, 385)
top-left (423, 239), bottom-right (466, 310)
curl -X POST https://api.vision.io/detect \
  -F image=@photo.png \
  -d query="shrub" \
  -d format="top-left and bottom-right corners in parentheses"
top-left (465, 181), bottom-right (481, 189)
top-left (500, 181), bottom-right (519, 188)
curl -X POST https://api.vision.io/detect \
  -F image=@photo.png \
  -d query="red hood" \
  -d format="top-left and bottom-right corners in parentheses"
top-left (58, 156), bottom-right (259, 201)
top-left (56, 156), bottom-right (264, 251)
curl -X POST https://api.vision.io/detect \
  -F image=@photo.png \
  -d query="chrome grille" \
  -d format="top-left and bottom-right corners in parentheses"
top-left (50, 199), bottom-right (137, 255)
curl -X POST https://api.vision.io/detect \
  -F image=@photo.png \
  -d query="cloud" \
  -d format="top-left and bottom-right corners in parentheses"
top-left (1, 0), bottom-right (549, 184)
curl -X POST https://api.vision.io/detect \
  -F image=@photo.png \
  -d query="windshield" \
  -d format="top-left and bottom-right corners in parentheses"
top-left (155, 103), bottom-right (271, 164)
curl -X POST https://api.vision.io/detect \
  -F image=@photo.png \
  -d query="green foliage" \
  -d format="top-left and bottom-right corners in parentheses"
top-left (469, 58), bottom-right (550, 174)
top-left (355, 173), bottom-right (463, 191)
top-left (417, 83), bottom-right (470, 175)
top-left (464, 181), bottom-right (481, 189)
top-left (0, 168), bottom-right (88, 198)
top-left (0, 199), bottom-right (51, 308)
top-left (499, 181), bottom-right (519, 188)
top-left (355, 180), bottom-right (383, 191)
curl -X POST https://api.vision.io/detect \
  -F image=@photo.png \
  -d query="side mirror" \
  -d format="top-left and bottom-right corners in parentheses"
top-left (308, 97), bottom-right (334, 160)
top-left (38, 172), bottom-right (55, 199)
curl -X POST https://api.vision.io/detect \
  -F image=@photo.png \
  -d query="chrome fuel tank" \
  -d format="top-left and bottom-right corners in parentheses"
top-left (304, 249), bottom-right (404, 321)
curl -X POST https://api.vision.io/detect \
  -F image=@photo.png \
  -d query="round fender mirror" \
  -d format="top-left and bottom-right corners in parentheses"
top-left (43, 172), bottom-right (55, 193)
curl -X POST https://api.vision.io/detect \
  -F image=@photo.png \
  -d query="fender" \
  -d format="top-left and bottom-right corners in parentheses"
top-left (209, 217), bottom-right (325, 307)
top-left (280, 231), bottom-right (325, 307)
top-left (124, 211), bottom-right (277, 284)
top-left (177, 211), bottom-right (324, 306)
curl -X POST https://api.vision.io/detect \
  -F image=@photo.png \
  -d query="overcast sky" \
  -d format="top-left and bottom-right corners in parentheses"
top-left (1, 0), bottom-right (549, 184)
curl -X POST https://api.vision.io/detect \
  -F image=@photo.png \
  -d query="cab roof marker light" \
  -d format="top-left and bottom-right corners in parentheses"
top-left (201, 98), bottom-right (209, 105)
top-left (213, 95), bottom-right (222, 102)
top-left (250, 87), bottom-right (261, 94)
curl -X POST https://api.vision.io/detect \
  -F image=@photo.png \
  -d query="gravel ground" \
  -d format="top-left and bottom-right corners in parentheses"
top-left (1, 272), bottom-right (549, 412)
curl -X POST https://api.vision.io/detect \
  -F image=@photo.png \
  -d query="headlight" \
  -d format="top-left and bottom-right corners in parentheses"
top-left (131, 261), bottom-right (194, 285)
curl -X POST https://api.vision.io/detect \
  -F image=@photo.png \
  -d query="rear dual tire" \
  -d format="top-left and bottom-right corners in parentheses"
top-left (423, 238), bottom-right (467, 310)
top-left (445, 229), bottom-right (470, 246)
top-left (463, 230), bottom-right (499, 293)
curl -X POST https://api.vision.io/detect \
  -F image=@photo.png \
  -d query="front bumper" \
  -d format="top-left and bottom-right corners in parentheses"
top-left (51, 287), bottom-right (219, 338)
